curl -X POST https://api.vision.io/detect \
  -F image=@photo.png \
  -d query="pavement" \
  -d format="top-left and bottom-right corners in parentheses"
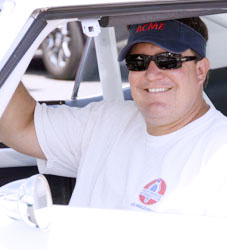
top-left (22, 68), bottom-right (129, 101)
top-left (22, 72), bottom-right (103, 101)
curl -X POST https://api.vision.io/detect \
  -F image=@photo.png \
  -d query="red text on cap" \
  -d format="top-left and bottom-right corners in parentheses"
top-left (136, 22), bottom-right (165, 32)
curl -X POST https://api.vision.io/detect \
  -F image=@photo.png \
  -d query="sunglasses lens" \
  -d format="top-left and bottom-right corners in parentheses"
top-left (156, 55), bottom-right (180, 69)
top-left (125, 53), bottom-right (182, 71)
top-left (126, 55), bottom-right (147, 71)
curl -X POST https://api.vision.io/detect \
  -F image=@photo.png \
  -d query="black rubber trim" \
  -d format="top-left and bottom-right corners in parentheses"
top-left (44, 1), bottom-right (227, 20)
top-left (100, 9), bottom-right (226, 26)
top-left (0, 166), bottom-right (75, 205)
top-left (0, 142), bottom-right (8, 148)
top-left (0, 0), bottom-right (227, 89)
top-left (39, 100), bottom-right (65, 105)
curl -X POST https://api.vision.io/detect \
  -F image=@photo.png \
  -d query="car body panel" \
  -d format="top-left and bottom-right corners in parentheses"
top-left (0, 204), bottom-right (227, 250)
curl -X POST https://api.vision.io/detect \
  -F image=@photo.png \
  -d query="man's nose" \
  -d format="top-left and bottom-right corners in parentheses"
top-left (145, 61), bottom-right (164, 80)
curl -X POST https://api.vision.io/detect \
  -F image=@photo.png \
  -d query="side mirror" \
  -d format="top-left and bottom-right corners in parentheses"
top-left (0, 174), bottom-right (52, 230)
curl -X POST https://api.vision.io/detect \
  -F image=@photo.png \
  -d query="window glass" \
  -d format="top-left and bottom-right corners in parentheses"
top-left (22, 21), bottom-right (129, 102)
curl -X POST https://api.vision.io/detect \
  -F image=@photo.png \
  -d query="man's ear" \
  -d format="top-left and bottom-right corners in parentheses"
top-left (196, 57), bottom-right (210, 86)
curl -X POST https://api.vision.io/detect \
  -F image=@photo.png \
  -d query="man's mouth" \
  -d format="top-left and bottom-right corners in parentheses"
top-left (147, 88), bottom-right (170, 93)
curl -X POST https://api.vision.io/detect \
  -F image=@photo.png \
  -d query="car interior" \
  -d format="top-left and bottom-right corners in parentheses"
top-left (1, 1), bottom-right (227, 205)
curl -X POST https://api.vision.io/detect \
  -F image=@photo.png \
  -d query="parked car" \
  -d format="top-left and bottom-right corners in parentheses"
top-left (40, 21), bottom-right (85, 80)
top-left (0, 0), bottom-right (227, 249)
top-left (38, 21), bottom-right (128, 80)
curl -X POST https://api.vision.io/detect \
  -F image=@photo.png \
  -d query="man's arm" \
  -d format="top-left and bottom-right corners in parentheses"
top-left (0, 82), bottom-right (46, 159)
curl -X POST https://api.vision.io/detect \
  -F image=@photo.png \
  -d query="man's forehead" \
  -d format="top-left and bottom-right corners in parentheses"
top-left (130, 42), bottom-right (166, 53)
top-left (132, 42), bottom-right (163, 49)
top-left (130, 42), bottom-right (193, 56)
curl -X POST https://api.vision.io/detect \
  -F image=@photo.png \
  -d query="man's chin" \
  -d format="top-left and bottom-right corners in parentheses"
top-left (142, 105), bottom-right (170, 120)
top-left (142, 109), bottom-right (176, 129)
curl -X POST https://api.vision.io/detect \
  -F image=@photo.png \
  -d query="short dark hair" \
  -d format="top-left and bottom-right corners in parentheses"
top-left (177, 17), bottom-right (209, 88)
top-left (177, 17), bottom-right (208, 42)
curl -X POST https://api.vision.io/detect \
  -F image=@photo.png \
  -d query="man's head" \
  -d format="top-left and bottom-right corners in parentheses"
top-left (119, 18), bottom-right (210, 135)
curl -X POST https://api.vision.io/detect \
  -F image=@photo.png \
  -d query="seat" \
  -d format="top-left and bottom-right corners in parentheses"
top-left (205, 67), bottom-right (227, 116)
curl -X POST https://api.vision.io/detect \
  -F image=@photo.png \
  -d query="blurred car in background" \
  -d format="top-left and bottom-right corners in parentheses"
top-left (40, 21), bottom-right (84, 80)
top-left (39, 21), bottom-right (128, 81)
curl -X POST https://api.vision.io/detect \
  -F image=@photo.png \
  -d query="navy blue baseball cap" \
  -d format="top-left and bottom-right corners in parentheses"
top-left (118, 20), bottom-right (206, 61)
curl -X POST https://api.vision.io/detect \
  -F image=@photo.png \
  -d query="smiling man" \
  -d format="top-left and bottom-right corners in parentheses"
top-left (1, 17), bottom-right (227, 216)
top-left (118, 19), bottom-right (210, 135)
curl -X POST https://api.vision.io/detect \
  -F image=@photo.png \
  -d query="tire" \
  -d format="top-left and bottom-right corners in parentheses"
top-left (41, 22), bottom-right (85, 80)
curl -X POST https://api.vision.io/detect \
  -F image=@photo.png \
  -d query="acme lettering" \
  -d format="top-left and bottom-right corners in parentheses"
top-left (136, 22), bottom-right (165, 32)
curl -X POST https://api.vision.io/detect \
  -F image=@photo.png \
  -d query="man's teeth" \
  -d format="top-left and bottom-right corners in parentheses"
top-left (148, 88), bottom-right (169, 93)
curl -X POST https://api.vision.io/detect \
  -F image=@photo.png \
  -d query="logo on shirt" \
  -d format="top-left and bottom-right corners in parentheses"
top-left (139, 179), bottom-right (166, 205)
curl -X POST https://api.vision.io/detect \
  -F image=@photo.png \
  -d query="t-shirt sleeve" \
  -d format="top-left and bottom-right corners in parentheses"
top-left (34, 102), bottom-right (98, 177)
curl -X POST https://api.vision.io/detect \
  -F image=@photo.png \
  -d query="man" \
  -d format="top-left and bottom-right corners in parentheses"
top-left (0, 17), bottom-right (227, 215)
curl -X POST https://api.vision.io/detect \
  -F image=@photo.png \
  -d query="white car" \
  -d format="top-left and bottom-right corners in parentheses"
top-left (0, 0), bottom-right (227, 249)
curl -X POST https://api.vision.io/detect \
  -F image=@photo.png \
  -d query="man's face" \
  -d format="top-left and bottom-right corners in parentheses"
top-left (128, 42), bottom-right (210, 135)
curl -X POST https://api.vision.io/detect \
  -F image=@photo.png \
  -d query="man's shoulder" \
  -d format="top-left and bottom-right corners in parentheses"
top-left (36, 100), bottom-right (140, 122)
top-left (97, 100), bottom-right (137, 109)
top-left (211, 107), bottom-right (227, 127)
top-left (204, 107), bottom-right (227, 139)
top-left (67, 100), bottom-right (142, 126)
top-left (88, 100), bottom-right (139, 115)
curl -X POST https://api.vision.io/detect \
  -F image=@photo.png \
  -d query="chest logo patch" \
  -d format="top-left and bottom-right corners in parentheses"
top-left (139, 179), bottom-right (166, 205)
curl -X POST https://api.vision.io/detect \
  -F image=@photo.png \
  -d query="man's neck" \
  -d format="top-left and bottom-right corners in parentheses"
top-left (146, 101), bottom-right (210, 136)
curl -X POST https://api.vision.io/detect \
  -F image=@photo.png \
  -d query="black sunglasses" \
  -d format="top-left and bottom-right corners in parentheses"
top-left (125, 52), bottom-right (200, 71)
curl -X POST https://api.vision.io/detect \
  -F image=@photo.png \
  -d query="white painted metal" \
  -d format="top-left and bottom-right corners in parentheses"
top-left (202, 14), bottom-right (227, 69)
top-left (81, 18), bottom-right (101, 37)
top-left (204, 13), bottom-right (227, 28)
top-left (94, 27), bottom-right (124, 101)
top-left (0, 205), bottom-right (226, 250)
top-left (0, 18), bottom-right (78, 118)
top-left (0, 148), bottom-right (36, 168)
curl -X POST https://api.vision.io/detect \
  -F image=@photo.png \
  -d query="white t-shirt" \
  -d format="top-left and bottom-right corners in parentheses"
top-left (35, 100), bottom-right (227, 216)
